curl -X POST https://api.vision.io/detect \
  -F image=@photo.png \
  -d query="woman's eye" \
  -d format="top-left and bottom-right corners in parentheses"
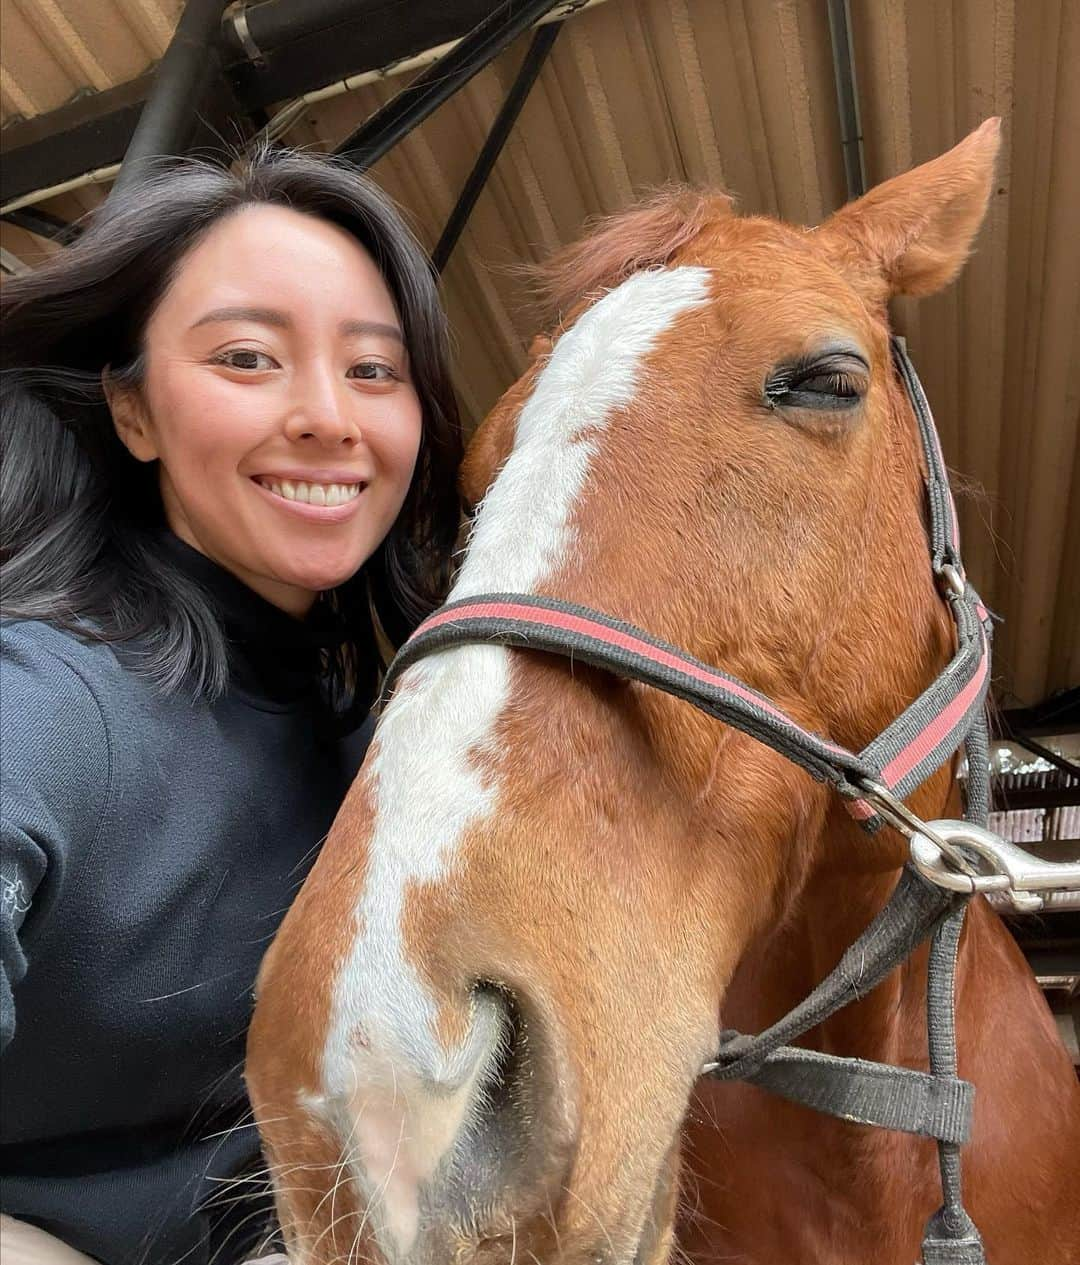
top-left (347, 361), bottom-right (397, 382)
top-left (214, 349), bottom-right (277, 371)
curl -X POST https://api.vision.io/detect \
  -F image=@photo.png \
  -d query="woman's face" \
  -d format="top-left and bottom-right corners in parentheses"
top-left (110, 203), bottom-right (423, 615)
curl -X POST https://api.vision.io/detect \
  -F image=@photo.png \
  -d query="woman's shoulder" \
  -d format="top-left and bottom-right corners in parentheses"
top-left (0, 619), bottom-right (208, 776)
top-left (1, 622), bottom-right (115, 849)
top-left (1, 618), bottom-right (126, 710)
top-left (1, 619), bottom-right (121, 768)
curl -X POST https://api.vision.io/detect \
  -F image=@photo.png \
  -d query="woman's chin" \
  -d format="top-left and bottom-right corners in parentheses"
top-left (242, 539), bottom-right (379, 610)
top-left (273, 561), bottom-right (367, 601)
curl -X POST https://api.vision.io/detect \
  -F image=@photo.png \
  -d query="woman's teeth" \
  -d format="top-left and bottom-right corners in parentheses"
top-left (257, 478), bottom-right (364, 507)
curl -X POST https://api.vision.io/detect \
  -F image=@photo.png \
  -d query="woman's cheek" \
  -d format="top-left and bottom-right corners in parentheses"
top-left (388, 399), bottom-right (423, 482)
top-left (163, 368), bottom-right (267, 446)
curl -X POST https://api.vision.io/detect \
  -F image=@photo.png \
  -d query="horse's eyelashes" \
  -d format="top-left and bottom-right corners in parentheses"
top-left (764, 357), bottom-right (869, 414)
top-left (796, 372), bottom-right (859, 396)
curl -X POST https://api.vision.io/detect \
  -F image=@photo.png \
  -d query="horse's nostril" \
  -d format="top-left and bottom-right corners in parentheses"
top-left (428, 982), bottom-right (574, 1230)
top-left (449, 985), bottom-right (533, 1181)
top-left (471, 982), bottom-right (523, 1110)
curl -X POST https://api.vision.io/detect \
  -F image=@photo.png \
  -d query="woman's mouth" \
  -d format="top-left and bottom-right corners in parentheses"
top-left (254, 476), bottom-right (366, 508)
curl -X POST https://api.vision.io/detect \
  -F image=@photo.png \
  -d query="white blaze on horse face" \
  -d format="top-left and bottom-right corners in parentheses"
top-left (320, 266), bottom-right (714, 1252)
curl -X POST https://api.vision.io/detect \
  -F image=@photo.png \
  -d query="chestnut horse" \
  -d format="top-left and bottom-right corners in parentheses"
top-left (247, 120), bottom-right (1080, 1264)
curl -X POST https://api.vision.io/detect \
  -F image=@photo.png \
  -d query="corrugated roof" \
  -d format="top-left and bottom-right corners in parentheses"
top-left (2, 0), bottom-right (1077, 706)
top-left (0, 0), bottom-right (180, 118)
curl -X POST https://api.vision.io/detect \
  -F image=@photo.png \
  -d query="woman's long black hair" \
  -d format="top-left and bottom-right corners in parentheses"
top-left (1, 148), bottom-right (464, 726)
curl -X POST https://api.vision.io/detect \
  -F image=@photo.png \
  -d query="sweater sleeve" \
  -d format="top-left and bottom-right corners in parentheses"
top-left (1, 625), bottom-right (111, 1050)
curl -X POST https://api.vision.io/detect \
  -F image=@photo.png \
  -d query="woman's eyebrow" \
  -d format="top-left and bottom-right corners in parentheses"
top-left (339, 319), bottom-right (403, 342)
top-left (191, 306), bottom-right (290, 330)
top-left (189, 308), bottom-right (402, 342)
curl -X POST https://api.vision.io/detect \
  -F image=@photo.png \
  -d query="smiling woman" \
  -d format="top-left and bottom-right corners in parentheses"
top-left (102, 203), bottom-right (426, 617)
top-left (0, 150), bottom-right (463, 1264)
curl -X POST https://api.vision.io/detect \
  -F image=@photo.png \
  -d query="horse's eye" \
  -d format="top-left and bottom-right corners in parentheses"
top-left (793, 371), bottom-right (860, 398)
top-left (764, 355), bottom-right (869, 413)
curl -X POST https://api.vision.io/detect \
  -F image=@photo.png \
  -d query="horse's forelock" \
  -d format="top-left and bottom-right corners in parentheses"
top-left (533, 187), bottom-right (733, 326)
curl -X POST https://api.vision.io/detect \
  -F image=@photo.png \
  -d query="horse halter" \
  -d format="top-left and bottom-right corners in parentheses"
top-left (382, 337), bottom-right (1080, 1265)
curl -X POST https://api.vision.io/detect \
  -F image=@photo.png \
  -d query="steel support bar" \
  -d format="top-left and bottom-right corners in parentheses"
top-left (432, 21), bottom-right (561, 274)
top-left (995, 688), bottom-right (1080, 739)
top-left (224, 0), bottom-right (436, 59)
top-left (335, 0), bottom-right (564, 171)
top-left (1024, 949), bottom-right (1080, 978)
top-left (111, 0), bottom-right (232, 198)
top-left (1, 3), bottom-right (607, 212)
top-left (1005, 735), bottom-right (1080, 781)
top-left (0, 75), bottom-right (153, 212)
top-left (2, 207), bottom-right (79, 244)
top-left (826, 0), bottom-right (867, 200)
top-left (989, 784), bottom-right (1080, 813)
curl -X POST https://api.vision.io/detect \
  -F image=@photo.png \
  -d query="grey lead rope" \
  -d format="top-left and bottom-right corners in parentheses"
top-left (921, 905), bottom-right (984, 1264)
top-left (920, 712), bottom-right (992, 1265)
top-left (964, 712), bottom-right (992, 827)
top-left (704, 731), bottom-right (992, 1265)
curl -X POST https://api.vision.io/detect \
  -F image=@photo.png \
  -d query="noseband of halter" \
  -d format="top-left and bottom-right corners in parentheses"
top-left (378, 338), bottom-right (1052, 1265)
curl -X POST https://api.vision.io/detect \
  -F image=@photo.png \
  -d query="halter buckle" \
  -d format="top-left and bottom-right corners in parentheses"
top-left (937, 563), bottom-right (967, 597)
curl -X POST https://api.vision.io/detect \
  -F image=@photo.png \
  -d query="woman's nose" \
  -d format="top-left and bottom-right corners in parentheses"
top-left (283, 368), bottom-right (361, 448)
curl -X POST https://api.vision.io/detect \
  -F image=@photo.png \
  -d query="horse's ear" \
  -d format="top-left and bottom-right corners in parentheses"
top-left (460, 397), bottom-right (516, 510)
top-left (459, 340), bottom-right (550, 508)
top-left (819, 118), bottom-right (1001, 299)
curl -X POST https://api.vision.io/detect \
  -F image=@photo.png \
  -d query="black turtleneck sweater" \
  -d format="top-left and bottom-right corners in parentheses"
top-left (0, 537), bottom-right (373, 1264)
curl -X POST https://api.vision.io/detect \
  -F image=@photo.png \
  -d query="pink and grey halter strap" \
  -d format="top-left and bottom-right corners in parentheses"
top-left (383, 588), bottom-right (990, 831)
top-left (380, 336), bottom-right (992, 1265)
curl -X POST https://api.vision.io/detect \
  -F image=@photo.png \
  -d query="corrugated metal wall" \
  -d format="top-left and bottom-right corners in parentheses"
top-left (2, 0), bottom-right (1077, 705)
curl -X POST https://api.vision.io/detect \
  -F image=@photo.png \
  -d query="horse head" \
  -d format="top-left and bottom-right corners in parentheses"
top-left (247, 120), bottom-right (1008, 1263)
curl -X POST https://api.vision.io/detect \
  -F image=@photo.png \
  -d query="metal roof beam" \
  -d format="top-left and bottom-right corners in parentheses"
top-left (995, 687), bottom-right (1080, 739)
top-left (433, 20), bottom-right (562, 274)
top-left (335, 0), bottom-right (565, 170)
top-left (0, 75), bottom-right (154, 210)
top-left (0, 69), bottom-right (246, 212)
top-left (1003, 735), bottom-right (1080, 780)
top-left (990, 784), bottom-right (1080, 813)
top-left (1, 207), bottom-right (79, 244)
top-left (226, 0), bottom-right (502, 107)
top-left (0, 2), bottom-right (605, 215)
top-left (111, 0), bottom-right (234, 198)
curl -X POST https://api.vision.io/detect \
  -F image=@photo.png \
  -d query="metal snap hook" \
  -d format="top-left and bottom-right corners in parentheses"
top-left (909, 819), bottom-right (1080, 913)
top-left (856, 779), bottom-right (980, 878)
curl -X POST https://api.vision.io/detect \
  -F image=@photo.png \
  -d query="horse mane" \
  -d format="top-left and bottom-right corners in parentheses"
top-left (533, 186), bottom-right (734, 325)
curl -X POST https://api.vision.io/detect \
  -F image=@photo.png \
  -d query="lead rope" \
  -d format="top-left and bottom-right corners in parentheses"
top-left (920, 711), bottom-right (990, 1265)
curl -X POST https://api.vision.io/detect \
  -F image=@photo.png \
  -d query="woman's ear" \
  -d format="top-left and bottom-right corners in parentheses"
top-left (817, 117), bottom-right (1001, 300)
top-left (102, 370), bottom-right (158, 462)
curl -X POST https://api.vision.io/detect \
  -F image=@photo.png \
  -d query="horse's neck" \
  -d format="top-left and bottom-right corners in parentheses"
top-left (688, 808), bottom-right (1080, 1264)
top-left (741, 799), bottom-right (1075, 1111)
top-left (725, 836), bottom-right (933, 1063)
